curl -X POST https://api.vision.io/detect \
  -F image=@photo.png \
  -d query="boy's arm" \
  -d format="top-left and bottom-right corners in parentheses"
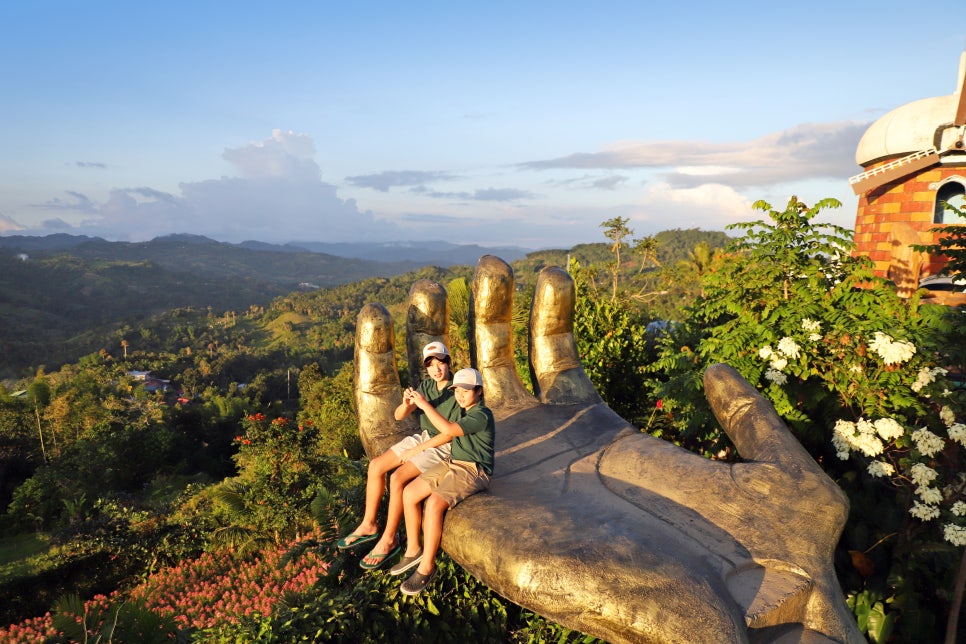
top-left (411, 391), bottom-right (464, 436)
top-left (399, 431), bottom-right (453, 462)
top-left (394, 399), bottom-right (417, 421)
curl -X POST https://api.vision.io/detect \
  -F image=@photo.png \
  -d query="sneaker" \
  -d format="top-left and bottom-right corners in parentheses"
top-left (400, 567), bottom-right (437, 595)
top-left (389, 549), bottom-right (423, 576)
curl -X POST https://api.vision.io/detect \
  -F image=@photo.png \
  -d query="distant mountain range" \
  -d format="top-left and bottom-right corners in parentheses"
top-left (0, 233), bottom-right (531, 380)
top-left (0, 234), bottom-right (531, 267)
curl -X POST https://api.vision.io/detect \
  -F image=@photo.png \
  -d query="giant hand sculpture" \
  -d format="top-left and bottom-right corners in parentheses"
top-left (354, 256), bottom-right (862, 644)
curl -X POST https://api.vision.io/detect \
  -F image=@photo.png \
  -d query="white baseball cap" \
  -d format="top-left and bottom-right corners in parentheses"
top-left (449, 368), bottom-right (483, 389)
top-left (422, 341), bottom-right (450, 361)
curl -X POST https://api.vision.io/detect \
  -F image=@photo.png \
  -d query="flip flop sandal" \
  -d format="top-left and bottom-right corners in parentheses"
top-left (400, 567), bottom-right (438, 595)
top-left (359, 544), bottom-right (402, 570)
top-left (336, 532), bottom-right (378, 550)
top-left (389, 549), bottom-right (423, 576)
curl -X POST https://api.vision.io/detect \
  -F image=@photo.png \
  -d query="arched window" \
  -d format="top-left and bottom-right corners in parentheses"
top-left (934, 180), bottom-right (966, 223)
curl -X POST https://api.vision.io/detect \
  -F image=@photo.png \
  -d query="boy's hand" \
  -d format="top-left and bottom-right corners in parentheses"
top-left (354, 257), bottom-right (862, 644)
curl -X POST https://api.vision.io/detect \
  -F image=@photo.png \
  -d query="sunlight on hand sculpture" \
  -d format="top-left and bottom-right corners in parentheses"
top-left (354, 256), bottom-right (863, 644)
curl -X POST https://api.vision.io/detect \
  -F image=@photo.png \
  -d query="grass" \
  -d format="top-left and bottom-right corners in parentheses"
top-left (0, 532), bottom-right (57, 582)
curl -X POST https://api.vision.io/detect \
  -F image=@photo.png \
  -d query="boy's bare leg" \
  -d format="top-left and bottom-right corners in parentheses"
top-left (413, 493), bottom-right (449, 575)
top-left (384, 461), bottom-right (420, 537)
top-left (344, 449), bottom-right (399, 545)
top-left (401, 477), bottom-right (433, 557)
top-left (360, 460), bottom-right (420, 564)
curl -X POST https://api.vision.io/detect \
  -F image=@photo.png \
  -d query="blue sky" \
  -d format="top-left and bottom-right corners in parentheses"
top-left (1, 2), bottom-right (964, 250)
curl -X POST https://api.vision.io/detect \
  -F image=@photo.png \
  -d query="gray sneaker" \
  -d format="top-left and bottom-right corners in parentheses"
top-left (389, 549), bottom-right (423, 576)
top-left (400, 567), bottom-right (437, 595)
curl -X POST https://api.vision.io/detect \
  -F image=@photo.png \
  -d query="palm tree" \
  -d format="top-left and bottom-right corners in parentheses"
top-left (633, 236), bottom-right (661, 273)
top-left (676, 241), bottom-right (720, 297)
top-left (447, 277), bottom-right (471, 368)
top-left (601, 217), bottom-right (633, 301)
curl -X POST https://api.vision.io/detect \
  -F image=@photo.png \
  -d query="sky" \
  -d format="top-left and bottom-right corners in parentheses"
top-left (1, 2), bottom-right (965, 251)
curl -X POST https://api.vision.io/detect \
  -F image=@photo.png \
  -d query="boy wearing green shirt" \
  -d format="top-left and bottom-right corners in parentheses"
top-left (390, 367), bottom-right (495, 595)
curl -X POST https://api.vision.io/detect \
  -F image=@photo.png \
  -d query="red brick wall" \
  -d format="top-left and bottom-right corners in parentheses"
top-left (853, 164), bottom-right (965, 278)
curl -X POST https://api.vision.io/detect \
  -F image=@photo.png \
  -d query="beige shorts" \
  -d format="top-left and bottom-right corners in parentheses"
top-left (389, 430), bottom-right (452, 473)
top-left (420, 459), bottom-right (490, 508)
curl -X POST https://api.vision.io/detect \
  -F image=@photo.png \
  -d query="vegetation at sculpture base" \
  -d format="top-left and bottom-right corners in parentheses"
top-left (3, 211), bottom-right (966, 641)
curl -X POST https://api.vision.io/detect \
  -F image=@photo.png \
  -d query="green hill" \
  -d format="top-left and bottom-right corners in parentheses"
top-left (0, 236), bottom-right (420, 379)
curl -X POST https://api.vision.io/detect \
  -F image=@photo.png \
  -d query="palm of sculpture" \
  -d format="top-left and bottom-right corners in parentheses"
top-left (354, 256), bottom-right (862, 644)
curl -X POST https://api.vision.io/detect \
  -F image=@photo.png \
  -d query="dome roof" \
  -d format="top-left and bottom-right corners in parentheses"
top-left (856, 52), bottom-right (966, 166)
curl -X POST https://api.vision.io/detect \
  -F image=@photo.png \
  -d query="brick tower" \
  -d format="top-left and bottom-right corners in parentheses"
top-left (850, 51), bottom-right (966, 300)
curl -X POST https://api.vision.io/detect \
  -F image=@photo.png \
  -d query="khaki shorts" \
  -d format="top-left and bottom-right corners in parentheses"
top-left (420, 459), bottom-right (490, 508)
top-left (389, 430), bottom-right (452, 473)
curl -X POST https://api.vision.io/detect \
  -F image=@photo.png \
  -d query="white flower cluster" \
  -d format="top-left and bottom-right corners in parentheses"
top-left (941, 406), bottom-right (956, 427)
top-left (911, 427), bottom-right (945, 457)
top-left (910, 463), bottom-right (938, 486)
top-left (867, 461), bottom-right (895, 478)
top-left (832, 417), bottom-right (904, 460)
top-left (911, 501), bottom-right (940, 521)
top-left (874, 418), bottom-right (905, 441)
top-left (764, 368), bottom-right (787, 385)
top-left (758, 337), bottom-right (802, 384)
top-left (867, 332), bottom-right (916, 366)
top-left (801, 318), bottom-right (823, 342)
top-left (908, 463), bottom-right (943, 520)
top-left (911, 366), bottom-right (946, 393)
top-left (917, 485), bottom-right (943, 504)
top-left (776, 337), bottom-right (801, 359)
top-left (949, 423), bottom-right (966, 447)
top-left (953, 501), bottom-right (966, 517)
top-left (944, 524), bottom-right (966, 546)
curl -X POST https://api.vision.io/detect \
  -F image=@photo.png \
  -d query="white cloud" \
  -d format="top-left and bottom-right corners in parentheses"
top-left (636, 182), bottom-right (755, 229)
top-left (23, 130), bottom-right (400, 244)
top-left (223, 129), bottom-right (321, 181)
top-left (9, 121), bottom-right (862, 248)
top-left (520, 121), bottom-right (867, 188)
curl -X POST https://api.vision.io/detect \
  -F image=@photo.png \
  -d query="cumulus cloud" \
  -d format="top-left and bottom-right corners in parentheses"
top-left (520, 121), bottom-right (867, 187)
top-left (222, 129), bottom-right (320, 182)
top-left (24, 130), bottom-right (399, 244)
top-left (637, 182), bottom-right (755, 228)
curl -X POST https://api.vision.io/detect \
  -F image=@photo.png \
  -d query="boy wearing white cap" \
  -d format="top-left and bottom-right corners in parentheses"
top-left (390, 367), bottom-right (495, 595)
top-left (338, 341), bottom-right (461, 571)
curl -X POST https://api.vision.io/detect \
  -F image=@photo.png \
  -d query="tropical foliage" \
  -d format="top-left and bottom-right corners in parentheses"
top-left (5, 208), bottom-right (966, 641)
top-left (653, 196), bottom-right (966, 642)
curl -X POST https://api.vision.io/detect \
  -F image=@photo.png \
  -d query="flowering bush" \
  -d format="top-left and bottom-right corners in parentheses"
top-left (654, 196), bottom-right (966, 641)
top-left (130, 533), bottom-right (327, 631)
top-left (0, 530), bottom-right (329, 642)
top-left (219, 413), bottom-right (329, 539)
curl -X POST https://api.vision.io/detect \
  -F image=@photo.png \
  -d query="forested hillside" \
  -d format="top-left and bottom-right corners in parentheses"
top-left (0, 229), bottom-right (727, 380)
top-left (0, 236), bottom-right (421, 379)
